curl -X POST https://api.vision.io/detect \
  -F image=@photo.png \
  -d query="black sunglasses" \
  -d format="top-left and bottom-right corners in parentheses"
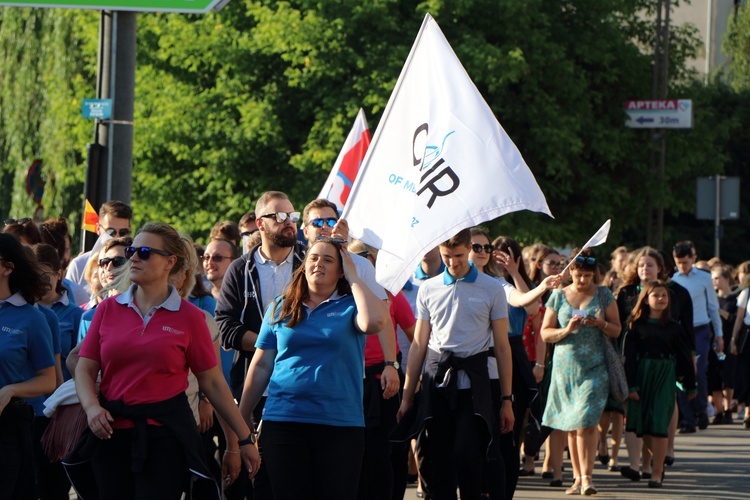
top-left (575, 256), bottom-right (596, 265)
top-left (309, 217), bottom-right (337, 229)
top-left (99, 256), bottom-right (128, 268)
top-left (471, 243), bottom-right (494, 254)
top-left (124, 246), bottom-right (171, 260)
top-left (103, 227), bottom-right (132, 237)
top-left (203, 254), bottom-right (232, 263)
top-left (241, 229), bottom-right (259, 237)
top-left (4, 218), bottom-right (32, 226)
top-left (260, 211), bottom-right (300, 224)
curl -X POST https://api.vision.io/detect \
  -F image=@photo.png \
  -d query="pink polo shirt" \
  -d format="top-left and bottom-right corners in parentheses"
top-left (79, 285), bottom-right (216, 428)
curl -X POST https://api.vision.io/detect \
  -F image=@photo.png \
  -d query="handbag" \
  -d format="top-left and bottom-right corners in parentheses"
top-left (596, 286), bottom-right (628, 402)
top-left (603, 336), bottom-right (629, 402)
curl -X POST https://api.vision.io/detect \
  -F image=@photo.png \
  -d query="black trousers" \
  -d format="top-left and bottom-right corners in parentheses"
top-left (0, 403), bottom-right (34, 500)
top-left (32, 416), bottom-right (72, 500)
top-left (91, 426), bottom-right (189, 500)
top-left (425, 389), bottom-right (495, 500)
top-left (261, 420), bottom-right (364, 500)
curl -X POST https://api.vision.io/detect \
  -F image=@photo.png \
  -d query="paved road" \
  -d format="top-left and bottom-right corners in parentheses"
top-left (403, 419), bottom-right (750, 499)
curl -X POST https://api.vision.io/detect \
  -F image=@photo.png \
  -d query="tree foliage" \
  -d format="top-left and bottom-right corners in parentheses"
top-left (0, 0), bottom-right (748, 262)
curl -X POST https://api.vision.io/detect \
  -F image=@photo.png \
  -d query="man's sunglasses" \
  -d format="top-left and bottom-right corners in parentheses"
top-left (260, 212), bottom-right (300, 224)
top-left (575, 256), bottom-right (596, 265)
top-left (308, 217), bottom-right (337, 229)
top-left (203, 254), bottom-right (232, 263)
top-left (4, 218), bottom-right (32, 226)
top-left (102, 227), bottom-right (132, 237)
top-left (471, 243), bottom-right (494, 254)
top-left (99, 256), bottom-right (128, 268)
top-left (124, 246), bottom-right (171, 260)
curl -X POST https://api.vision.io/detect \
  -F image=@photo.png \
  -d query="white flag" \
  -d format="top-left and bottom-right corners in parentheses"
top-left (581, 219), bottom-right (611, 250)
top-left (341, 14), bottom-right (552, 293)
top-left (318, 109), bottom-right (371, 212)
top-left (562, 219), bottom-right (611, 274)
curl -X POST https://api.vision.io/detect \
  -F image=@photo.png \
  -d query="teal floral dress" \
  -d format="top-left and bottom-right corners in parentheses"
top-left (542, 287), bottom-right (614, 431)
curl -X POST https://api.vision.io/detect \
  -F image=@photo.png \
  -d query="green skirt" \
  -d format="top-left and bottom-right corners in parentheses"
top-left (625, 357), bottom-right (676, 437)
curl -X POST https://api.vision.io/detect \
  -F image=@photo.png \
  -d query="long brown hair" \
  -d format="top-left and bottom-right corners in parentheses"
top-left (629, 280), bottom-right (670, 328)
top-left (272, 239), bottom-right (351, 328)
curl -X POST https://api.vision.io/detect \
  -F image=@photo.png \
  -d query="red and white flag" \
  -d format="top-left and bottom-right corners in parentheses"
top-left (318, 108), bottom-right (371, 212)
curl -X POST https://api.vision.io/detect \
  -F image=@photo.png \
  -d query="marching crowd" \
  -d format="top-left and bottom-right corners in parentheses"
top-left (1, 194), bottom-right (749, 500)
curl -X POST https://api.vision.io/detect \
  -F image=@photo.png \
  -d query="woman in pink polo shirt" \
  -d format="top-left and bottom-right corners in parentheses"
top-left (73, 222), bottom-right (259, 499)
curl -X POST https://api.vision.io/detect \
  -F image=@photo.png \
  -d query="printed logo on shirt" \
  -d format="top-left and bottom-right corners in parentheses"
top-left (162, 326), bottom-right (185, 335)
top-left (1, 325), bottom-right (24, 335)
top-left (327, 311), bottom-right (344, 317)
top-left (244, 291), bottom-right (256, 298)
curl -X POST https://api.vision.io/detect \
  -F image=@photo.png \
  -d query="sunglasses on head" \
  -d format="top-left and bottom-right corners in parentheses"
top-left (4, 218), bottom-right (32, 226)
top-left (103, 227), bottom-right (131, 238)
top-left (471, 243), bottom-right (494, 254)
top-left (260, 211), bottom-right (300, 224)
top-left (124, 246), bottom-right (171, 260)
top-left (203, 254), bottom-right (232, 263)
top-left (308, 217), bottom-right (337, 229)
top-left (99, 256), bottom-right (128, 268)
top-left (575, 256), bottom-right (596, 265)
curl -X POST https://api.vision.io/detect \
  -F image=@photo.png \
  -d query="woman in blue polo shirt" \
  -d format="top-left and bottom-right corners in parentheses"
top-left (239, 237), bottom-right (389, 500)
top-left (0, 233), bottom-right (56, 498)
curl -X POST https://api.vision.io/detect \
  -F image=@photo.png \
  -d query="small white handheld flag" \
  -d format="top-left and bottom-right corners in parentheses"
top-left (563, 219), bottom-right (611, 273)
top-left (341, 14), bottom-right (552, 293)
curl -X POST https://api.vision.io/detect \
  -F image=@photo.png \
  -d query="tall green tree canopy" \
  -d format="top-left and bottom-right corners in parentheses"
top-left (1, 0), bottom-right (747, 261)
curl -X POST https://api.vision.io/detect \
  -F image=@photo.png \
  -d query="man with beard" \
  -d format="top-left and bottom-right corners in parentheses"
top-left (215, 190), bottom-right (305, 499)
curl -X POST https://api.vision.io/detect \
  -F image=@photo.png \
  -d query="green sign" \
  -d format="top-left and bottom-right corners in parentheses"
top-left (0, 0), bottom-right (228, 13)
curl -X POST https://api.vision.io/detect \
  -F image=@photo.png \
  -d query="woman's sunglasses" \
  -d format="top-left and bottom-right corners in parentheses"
top-left (4, 218), bottom-right (32, 226)
top-left (471, 243), bottom-right (494, 254)
top-left (99, 256), bottom-right (128, 268)
top-left (124, 246), bottom-right (171, 260)
top-left (575, 256), bottom-right (596, 265)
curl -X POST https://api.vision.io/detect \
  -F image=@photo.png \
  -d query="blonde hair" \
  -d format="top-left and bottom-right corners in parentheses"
top-left (348, 238), bottom-right (378, 260)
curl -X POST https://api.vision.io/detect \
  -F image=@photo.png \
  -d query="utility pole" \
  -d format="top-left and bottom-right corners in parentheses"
top-left (81, 11), bottom-right (136, 251)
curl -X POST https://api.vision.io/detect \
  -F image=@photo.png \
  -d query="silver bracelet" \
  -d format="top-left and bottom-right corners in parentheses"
top-left (224, 450), bottom-right (240, 455)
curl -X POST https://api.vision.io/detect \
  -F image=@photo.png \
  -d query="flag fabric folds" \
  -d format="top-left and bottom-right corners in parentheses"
top-left (319, 108), bottom-right (371, 212)
top-left (562, 219), bottom-right (611, 273)
top-left (341, 14), bottom-right (551, 293)
top-left (82, 199), bottom-right (98, 233)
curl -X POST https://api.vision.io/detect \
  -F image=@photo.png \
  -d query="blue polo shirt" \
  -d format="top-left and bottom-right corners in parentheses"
top-left (0, 293), bottom-right (55, 389)
top-left (48, 291), bottom-right (84, 380)
top-left (256, 293), bottom-right (366, 427)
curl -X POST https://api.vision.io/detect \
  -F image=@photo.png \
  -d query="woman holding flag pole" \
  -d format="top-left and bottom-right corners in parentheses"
top-left (540, 221), bottom-right (621, 495)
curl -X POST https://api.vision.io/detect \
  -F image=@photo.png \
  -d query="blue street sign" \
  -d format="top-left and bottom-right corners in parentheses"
top-left (82, 98), bottom-right (113, 119)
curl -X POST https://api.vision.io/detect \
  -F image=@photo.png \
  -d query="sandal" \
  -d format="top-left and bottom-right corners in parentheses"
top-left (581, 475), bottom-right (598, 495)
top-left (565, 477), bottom-right (581, 495)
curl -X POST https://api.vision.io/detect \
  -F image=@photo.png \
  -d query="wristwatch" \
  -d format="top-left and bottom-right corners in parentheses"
top-left (385, 360), bottom-right (400, 370)
top-left (238, 433), bottom-right (257, 446)
top-left (500, 394), bottom-right (514, 403)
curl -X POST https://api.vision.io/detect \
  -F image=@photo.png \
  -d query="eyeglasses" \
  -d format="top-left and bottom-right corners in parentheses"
top-left (673, 243), bottom-right (693, 258)
top-left (308, 217), bottom-right (337, 229)
top-left (241, 229), bottom-right (259, 237)
top-left (203, 254), bottom-right (232, 263)
top-left (471, 243), bottom-right (494, 254)
top-left (543, 260), bottom-right (564, 268)
top-left (260, 212), bottom-right (300, 224)
top-left (4, 218), bottom-right (32, 226)
top-left (99, 256), bottom-right (128, 268)
top-left (315, 236), bottom-right (347, 244)
top-left (102, 227), bottom-right (131, 237)
top-left (575, 256), bottom-right (596, 265)
top-left (124, 246), bottom-right (171, 260)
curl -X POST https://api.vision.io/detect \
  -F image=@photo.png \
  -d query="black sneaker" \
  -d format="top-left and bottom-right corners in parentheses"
top-left (711, 414), bottom-right (724, 425)
top-left (679, 425), bottom-right (697, 434)
top-left (620, 466), bottom-right (641, 481)
top-left (723, 411), bottom-right (734, 425)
